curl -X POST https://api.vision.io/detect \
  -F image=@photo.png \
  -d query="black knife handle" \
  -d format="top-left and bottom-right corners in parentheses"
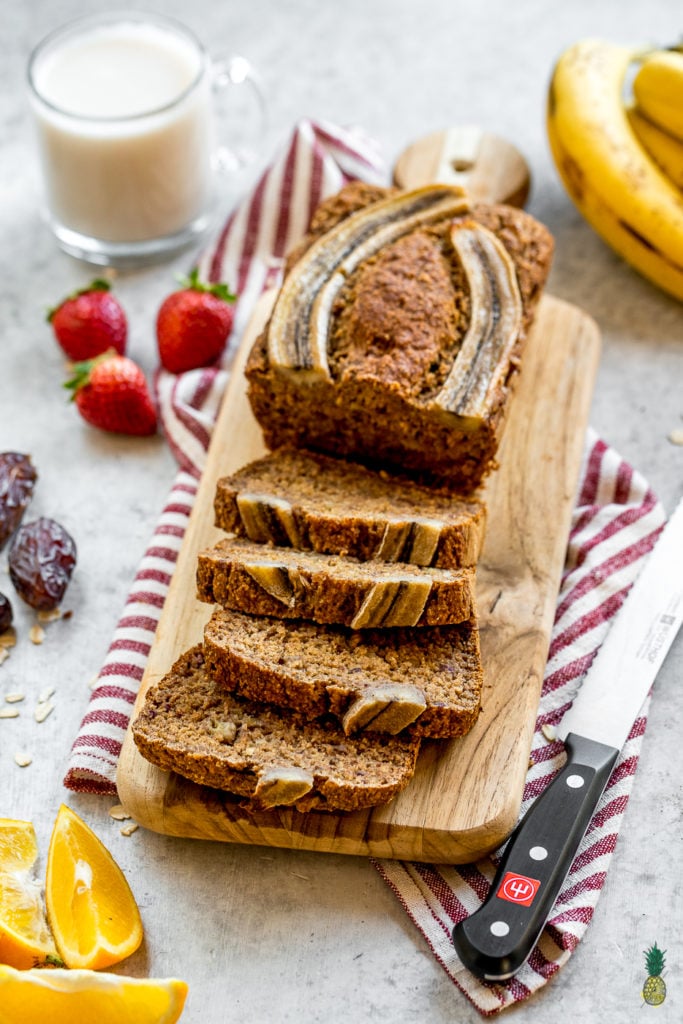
top-left (452, 733), bottom-right (619, 981)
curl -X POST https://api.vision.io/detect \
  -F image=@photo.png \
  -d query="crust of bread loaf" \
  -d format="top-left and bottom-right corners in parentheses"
top-left (246, 184), bottom-right (554, 491)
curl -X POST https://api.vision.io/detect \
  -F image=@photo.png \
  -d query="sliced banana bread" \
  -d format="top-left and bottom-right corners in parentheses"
top-left (131, 645), bottom-right (421, 812)
top-left (203, 607), bottom-right (483, 739)
top-left (214, 448), bottom-right (487, 568)
top-left (196, 537), bottom-right (476, 628)
top-left (245, 182), bottom-right (554, 491)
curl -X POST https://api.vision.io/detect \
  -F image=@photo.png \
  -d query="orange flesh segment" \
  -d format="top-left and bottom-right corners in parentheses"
top-left (46, 804), bottom-right (143, 970)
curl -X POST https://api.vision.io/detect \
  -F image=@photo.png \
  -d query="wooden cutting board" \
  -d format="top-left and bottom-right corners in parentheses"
top-left (117, 290), bottom-right (600, 864)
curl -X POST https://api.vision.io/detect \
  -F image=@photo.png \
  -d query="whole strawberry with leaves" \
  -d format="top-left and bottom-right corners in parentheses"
top-left (65, 351), bottom-right (157, 436)
top-left (156, 268), bottom-right (236, 374)
top-left (48, 279), bottom-right (127, 361)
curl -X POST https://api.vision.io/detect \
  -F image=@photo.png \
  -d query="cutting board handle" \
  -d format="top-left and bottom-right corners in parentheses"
top-left (392, 127), bottom-right (531, 207)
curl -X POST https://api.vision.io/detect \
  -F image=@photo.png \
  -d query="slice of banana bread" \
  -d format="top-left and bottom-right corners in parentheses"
top-left (214, 448), bottom-right (487, 569)
top-left (196, 537), bottom-right (476, 628)
top-left (131, 645), bottom-right (421, 812)
top-left (203, 607), bottom-right (483, 739)
top-left (245, 182), bottom-right (553, 491)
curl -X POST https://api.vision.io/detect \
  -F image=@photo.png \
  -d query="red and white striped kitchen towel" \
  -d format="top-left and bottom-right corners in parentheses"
top-left (64, 118), bottom-right (667, 1014)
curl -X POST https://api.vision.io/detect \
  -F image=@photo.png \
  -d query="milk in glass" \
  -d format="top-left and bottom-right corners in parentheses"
top-left (29, 18), bottom-right (213, 245)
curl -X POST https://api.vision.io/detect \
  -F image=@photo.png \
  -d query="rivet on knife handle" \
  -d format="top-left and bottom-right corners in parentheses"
top-left (452, 733), bottom-right (619, 981)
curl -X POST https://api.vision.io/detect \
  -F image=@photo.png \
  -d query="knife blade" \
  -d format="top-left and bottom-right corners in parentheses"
top-left (453, 497), bottom-right (683, 982)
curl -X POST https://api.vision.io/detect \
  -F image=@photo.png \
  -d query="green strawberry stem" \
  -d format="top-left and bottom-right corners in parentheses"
top-left (63, 349), bottom-right (117, 399)
top-left (46, 278), bottom-right (112, 321)
top-left (175, 266), bottom-right (236, 303)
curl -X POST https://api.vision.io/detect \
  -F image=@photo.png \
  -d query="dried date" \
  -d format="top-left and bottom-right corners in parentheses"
top-left (8, 517), bottom-right (77, 611)
top-left (0, 592), bottom-right (12, 633)
top-left (0, 452), bottom-right (38, 550)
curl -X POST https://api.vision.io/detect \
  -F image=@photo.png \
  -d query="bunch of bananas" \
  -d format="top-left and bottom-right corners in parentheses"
top-left (547, 40), bottom-right (683, 302)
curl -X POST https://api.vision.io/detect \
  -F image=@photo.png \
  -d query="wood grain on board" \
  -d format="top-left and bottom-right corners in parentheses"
top-left (117, 290), bottom-right (600, 864)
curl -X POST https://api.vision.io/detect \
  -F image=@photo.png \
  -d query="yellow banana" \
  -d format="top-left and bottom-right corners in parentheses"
top-left (547, 38), bottom-right (683, 301)
top-left (627, 105), bottom-right (683, 189)
top-left (632, 50), bottom-right (683, 141)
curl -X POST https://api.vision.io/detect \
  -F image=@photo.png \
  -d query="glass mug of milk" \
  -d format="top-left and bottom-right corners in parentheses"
top-left (27, 11), bottom-right (267, 266)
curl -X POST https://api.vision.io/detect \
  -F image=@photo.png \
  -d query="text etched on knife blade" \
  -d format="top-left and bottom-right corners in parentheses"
top-left (636, 594), bottom-right (683, 666)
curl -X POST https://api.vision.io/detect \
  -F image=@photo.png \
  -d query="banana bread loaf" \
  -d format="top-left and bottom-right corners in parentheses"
top-left (203, 607), bottom-right (483, 739)
top-left (131, 645), bottom-right (421, 812)
top-left (214, 448), bottom-right (486, 568)
top-left (196, 537), bottom-right (476, 628)
top-left (245, 182), bottom-right (553, 491)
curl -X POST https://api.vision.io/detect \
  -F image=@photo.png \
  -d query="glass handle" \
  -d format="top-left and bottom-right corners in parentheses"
top-left (211, 54), bottom-right (268, 173)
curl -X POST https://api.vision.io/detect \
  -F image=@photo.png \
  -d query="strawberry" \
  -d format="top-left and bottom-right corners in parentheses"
top-left (48, 279), bottom-right (127, 361)
top-left (156, 268), bottom-right (236, 374)
top-left (65, 352), bottom-right (157, 436)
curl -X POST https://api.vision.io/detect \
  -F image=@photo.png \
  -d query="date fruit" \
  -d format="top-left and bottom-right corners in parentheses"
top-left (0, 452), bottom-right (38, 550)
top-left (8, 517), bottom-right (77, 611)
top-left (0, 592), bottom-right (12, 633)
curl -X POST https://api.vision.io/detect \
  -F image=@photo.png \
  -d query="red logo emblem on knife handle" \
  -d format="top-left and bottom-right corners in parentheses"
top-left (496, 871), bottom-right (541, 907)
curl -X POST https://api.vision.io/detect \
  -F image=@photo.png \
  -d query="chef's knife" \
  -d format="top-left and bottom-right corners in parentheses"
top-left (453, 497), bottom-right (683, 982)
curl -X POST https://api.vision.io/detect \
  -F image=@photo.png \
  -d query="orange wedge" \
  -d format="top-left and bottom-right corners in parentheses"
top-left (0, 818), bottom-right (60, 969)
top-left (0, 965), bottom-right (188, 1024)
top-left (45, 804), bottom-right (143, 970)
